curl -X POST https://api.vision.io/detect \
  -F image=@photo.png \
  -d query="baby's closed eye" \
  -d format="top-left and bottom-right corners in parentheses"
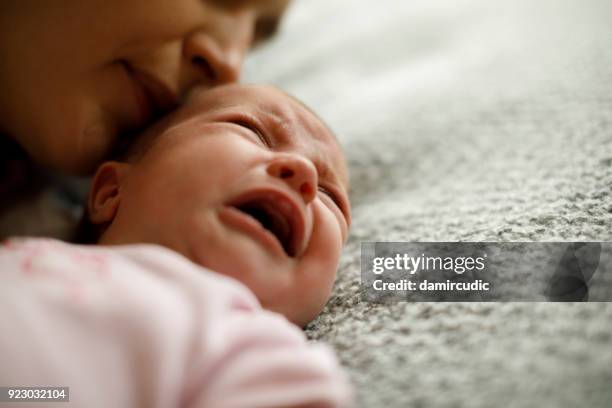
top-left (229, 118), bottom-right (271, 148)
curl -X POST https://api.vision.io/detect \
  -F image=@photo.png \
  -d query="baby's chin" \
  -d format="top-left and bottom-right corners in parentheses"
top-left (254, 270), bottom-right (332, 328)
top-left (192, 257), bottom-right (321, 326)
top-left (267, 299), bottom-right (328, 328)
top-left (184, 233), bottom-right (332, 327)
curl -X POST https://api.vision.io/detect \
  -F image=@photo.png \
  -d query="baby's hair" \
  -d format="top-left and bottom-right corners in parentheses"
top-left (72, 118), bottom-right (171, 244)
top-left (108, 118), bottom-right (170, 164)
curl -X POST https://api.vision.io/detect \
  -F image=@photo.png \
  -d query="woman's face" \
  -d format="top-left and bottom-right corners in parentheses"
top-left (0, 0), bottom-right (288, 173)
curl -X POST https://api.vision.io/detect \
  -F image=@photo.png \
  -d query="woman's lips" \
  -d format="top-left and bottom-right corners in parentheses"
top-left (129, 75), bottom-right (153, 125)
top-left (218, 206), bottom-right (287, 258)
top-left (122, 61), bottom-right (178, 126)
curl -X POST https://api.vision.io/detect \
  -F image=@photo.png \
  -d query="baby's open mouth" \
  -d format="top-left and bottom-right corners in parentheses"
top-left (226, 189), bottom-right (305, 258)
top-left (236, 202), bottom-right (293, 256)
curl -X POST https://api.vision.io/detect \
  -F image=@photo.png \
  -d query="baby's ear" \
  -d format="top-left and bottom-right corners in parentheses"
top-left (88, 162), bottom-right (130, 225)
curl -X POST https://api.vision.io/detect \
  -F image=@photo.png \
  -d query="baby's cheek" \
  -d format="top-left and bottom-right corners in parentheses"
top-left (316, 189), bottom-right (344, 223)
top-left (293, 206), bottom-right (341, 324)
top-left (308, 202), bottom-right (344, 269)
top-left (318, 196), bottom-right (348, 245)
top-left (282, 204), bottom-right (344, 326)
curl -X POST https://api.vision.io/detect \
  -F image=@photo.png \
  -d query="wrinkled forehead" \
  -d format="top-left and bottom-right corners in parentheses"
top-left (183, 84), bottom-right (349, 188)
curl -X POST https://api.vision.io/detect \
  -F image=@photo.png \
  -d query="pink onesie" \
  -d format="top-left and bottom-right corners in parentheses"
top-left (0, 238), bottom-right (351, 408)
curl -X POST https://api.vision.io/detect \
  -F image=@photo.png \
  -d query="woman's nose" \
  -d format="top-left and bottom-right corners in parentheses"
top-left (182, 10), bottom-right (254, 87)
top-left (267, 155), bottom-right (318, 204)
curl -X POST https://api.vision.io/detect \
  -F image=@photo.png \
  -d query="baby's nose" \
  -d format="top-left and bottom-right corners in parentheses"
top-left (267, 155), bottom-right (318, 204)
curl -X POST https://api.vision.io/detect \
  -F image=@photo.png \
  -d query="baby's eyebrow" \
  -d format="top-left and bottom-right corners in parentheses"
top-left (254, 105), bottom-right (290, 142)
top-left (259, 106), bottom-right (343, 180)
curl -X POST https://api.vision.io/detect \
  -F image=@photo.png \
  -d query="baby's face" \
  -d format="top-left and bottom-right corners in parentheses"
top-left (95, 85), bottom-right (351, 326)
top-left (0, 0), bottom-right (288, 173)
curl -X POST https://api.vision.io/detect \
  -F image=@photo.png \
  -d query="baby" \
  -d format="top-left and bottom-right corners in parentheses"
top-left (0, 85), bottom-right (352, 407)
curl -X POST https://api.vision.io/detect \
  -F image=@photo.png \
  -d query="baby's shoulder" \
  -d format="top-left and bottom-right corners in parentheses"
top-left (0, 237), bottom-right (258, 313)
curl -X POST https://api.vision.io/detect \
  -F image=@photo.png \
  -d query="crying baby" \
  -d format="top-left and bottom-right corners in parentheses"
top-left (0, 84), bottom-right (352, 408)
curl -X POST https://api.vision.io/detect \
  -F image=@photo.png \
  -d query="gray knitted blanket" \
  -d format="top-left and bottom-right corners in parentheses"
top-left (244, 0), bottom-right (612, 406)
